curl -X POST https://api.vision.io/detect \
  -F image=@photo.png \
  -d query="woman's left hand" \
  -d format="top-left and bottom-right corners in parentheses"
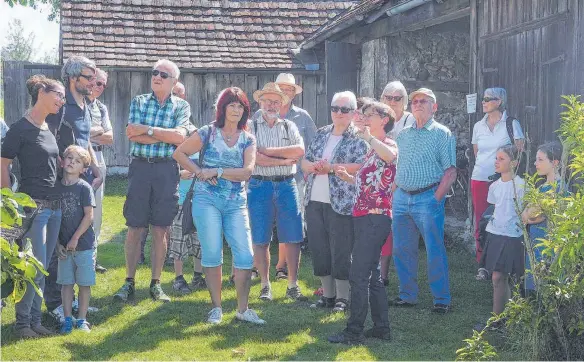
top-left (199, 168), bottom-right (218, 181)
top-left (357, 126), bottom-right (372, 142)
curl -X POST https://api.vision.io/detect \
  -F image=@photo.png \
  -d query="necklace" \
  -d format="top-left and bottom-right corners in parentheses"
top-left (26, 113), bottom-right (47, 129)
top-left (222, 129), bottom-right (238, 142)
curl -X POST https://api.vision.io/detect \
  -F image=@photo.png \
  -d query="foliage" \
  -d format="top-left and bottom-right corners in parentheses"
top-left (456, 95), bottom-right (584, 360)
top-left (0, 188), bottom-right (48, 303)
top-left (0, 19), bottom-right (35, 62)
top-left (4, 0), bottom-right (60, 22)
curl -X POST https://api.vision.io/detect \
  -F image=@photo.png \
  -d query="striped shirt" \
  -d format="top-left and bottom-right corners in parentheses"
top-left (248, 113), bottom-right (303, 177)
top-left (128, 93), bottom-right (193, 158)
top-left (395, 118), bottom-right (456, 191)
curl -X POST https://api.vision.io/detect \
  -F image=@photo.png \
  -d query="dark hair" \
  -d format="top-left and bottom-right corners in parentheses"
top-left (538, 141), bottom-right (562, 163)
top-left (357, 97), bottom-right (375, 110)
top-left (362, 101), bottom-right (396, 133)
top-left (214, 87), bottom-right (250, 130)
top-left (26, 74), bottom-right (64, 106)
top-left (497, 144), bottom-right (519, 161)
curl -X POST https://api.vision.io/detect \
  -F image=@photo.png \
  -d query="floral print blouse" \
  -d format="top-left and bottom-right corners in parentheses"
top-left (304, 123), bottom-right (369, 215)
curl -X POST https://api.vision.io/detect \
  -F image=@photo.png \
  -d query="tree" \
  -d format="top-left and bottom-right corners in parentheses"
top-left (38, 46), bottom-right (59, 65)
top-left (4, 0), bottom-right (60, 22)
top-left (0, 19), bottom-right (35, 62)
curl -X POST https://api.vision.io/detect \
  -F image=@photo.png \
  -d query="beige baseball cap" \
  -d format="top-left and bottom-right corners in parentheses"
top-left (409, 88), bottom-right (437, 102)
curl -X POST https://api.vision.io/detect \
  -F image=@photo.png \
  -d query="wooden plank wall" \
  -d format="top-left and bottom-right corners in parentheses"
top-left (2, 62), bottom-right (326, 167)
top-left (475, 0), bottom-right (583, 159)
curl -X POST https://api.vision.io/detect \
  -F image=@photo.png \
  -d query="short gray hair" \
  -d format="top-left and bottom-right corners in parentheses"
top-left (153, 59), bottom-right (180, 79)
top-left (382, 81), bottom-right (408, 111)
top-left (484, 87), bottom-right (507, 111)
top-left (96, 68), bottom-right (108, 81)
top-left (331, 91), bottom-right (357, 109)
top-left (61, 55), bottom-right (96, 85)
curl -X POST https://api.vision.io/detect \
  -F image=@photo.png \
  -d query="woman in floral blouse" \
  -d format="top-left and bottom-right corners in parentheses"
top-left (328, 100), bottom-right (398, 344)
top-left (301, 91), bottom-right (369, 312)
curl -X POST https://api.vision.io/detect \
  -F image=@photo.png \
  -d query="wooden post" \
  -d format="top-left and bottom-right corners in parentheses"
top-left (325, 41), bottom-right (359, 123)
top-left (468, 0), bottom-right (479, 233)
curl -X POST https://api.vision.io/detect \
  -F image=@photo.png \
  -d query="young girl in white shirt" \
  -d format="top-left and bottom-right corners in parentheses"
top-left (479, 145), bottom-right (525, 323)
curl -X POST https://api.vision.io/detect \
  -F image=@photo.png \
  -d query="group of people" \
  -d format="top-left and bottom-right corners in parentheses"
top-left (1, 54), bottom-right (559, 343)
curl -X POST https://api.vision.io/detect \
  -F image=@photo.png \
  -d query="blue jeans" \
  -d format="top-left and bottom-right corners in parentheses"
top-left (15, 207), bottom-right (62, 329)
top-left (192, 190), bottom-right (253, 269)
top-left (392, 187), bottom-right (451, 305)
top-left (247, 177), bottom-right (303, 244)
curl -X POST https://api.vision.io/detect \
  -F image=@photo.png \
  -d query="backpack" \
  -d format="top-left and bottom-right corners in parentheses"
top-left (478, 205), bottom-right (495, 250)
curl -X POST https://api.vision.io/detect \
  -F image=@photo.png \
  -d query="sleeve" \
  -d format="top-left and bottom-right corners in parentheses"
top-left (98, 101), bottom-right (113, 132)
top-left (353, 139), bottom-right (370, 164)
top-left (438, 131), bottom-right (457, 170)
top-left (128, 97), bottom-right (141, 125)
top-left (81, 183), bottom-right (96, 208)
top-left (303, 115), bottom-right (318, 148)
top-left (287, 121), bottom-right (303, 146)
top-left (471, 122), bottom-right (479, 144)
top-left (512, 119), bottom-right (524, 140)
top-left (245, 132), bottom-right (256, 149)
top-left (487, 182), bottom-right (497, 204)
top-left (1, 124), bottom-right (22, 160)
top-left (197, 125), bottom-right (209, 143)
top-left (175, 100), bottom-right (194, 134)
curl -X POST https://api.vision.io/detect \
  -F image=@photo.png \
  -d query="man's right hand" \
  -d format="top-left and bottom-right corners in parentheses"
top-left (281, 158), bottom-right (297, 166)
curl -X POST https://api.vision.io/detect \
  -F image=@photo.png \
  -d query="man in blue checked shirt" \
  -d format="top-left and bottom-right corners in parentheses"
top-left (391, 88), bottom-right (457, 314)
top-left (113, 59), bottom-right (194, 303)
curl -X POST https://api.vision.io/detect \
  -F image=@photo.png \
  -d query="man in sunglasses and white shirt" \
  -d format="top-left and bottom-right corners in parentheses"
top-left (113, 59), bottom-right (193, 303)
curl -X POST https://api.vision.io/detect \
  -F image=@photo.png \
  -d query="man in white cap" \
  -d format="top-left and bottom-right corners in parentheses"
top-left (248, 82), bottom-right (307, 302)
top-left (391, 88), bottom-right (457, 314)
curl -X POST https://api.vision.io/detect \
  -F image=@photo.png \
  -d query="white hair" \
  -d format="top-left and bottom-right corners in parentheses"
top-left (382, 81), bottom-right (408, 111)
top-left (153, 59), bottom-right (180, 79)
top-left (331, 91), bottom-right (357, 109)
top-left (96, 68), bottom-right (108, 81)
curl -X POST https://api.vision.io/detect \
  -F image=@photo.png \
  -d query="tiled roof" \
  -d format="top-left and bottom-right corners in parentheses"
top-left (60, 0), bottom-right (356, 70)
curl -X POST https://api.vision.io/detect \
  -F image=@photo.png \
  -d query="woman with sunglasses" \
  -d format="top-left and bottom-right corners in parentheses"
top-left (328, 100), bottom-right (397, 344)
top-left (1, 74), bottom-right (66, 338)
top-left (471, 87), bottom-right (525, 263)
top-left (381, 81), bottom-right (414, 140)
top-left (302, 91), bottom-right (369, 313)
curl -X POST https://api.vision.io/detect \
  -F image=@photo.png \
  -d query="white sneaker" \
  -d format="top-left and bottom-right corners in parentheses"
top-left (207, 307), bottom-right (223, 325)
top-left (72, 299), bottom-right (99, 313)
top-left (236, 309), bottom-right (266, 325)
top-left (49, 305), bottom-right (65, 325)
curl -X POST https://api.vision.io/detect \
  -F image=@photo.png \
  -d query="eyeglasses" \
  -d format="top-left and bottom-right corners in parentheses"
top-left (78, 74), bottom-right (96, 82)
top-left (482, 97), bottom-right (500, 103)
top-left (411, 99), bottom-right (430, 106)
top-left (364, 112), bottom-right (385, 119)
top-left (331, 106), bottom-right (354, 114)
top-left (383, 95), bottom-right (403, 102)
top-left (259, 99), bottom-right (282, 107)
top-left (49, 90), bottom-right (66, 101)
top-left (151, 69), bottom-right (174, 79)
top-left (96, 81), bottom-right (106, 88)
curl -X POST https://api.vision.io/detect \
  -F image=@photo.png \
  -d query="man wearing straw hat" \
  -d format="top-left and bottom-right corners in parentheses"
top-left (248, 82), bottom-right (307, 302)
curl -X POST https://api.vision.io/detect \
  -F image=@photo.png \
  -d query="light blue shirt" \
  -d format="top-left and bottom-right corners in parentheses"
top-left (178, 153), bottom-right (199, 205)
top-left (395, 118), bottom-right (456, 191)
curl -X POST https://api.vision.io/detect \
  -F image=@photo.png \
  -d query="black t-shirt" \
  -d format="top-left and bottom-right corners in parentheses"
top-left (59, 179), bottom-right (96, 251)
top-left (1, 118), bottom-right (60, 199)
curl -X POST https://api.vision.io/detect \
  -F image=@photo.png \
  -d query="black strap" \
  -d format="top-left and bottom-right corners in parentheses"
top-left (505, 116), bottom-right (516, 144)
top-left (254, 117), bottom-right (290, 139)
top-left (55, 105), bottom-right (67, 141)
top-left (184, 125), bottom-right (214, 197)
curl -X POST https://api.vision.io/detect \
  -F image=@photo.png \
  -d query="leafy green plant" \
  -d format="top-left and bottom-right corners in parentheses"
top-left (456, 95), bottom-right (584, 360)
top-left (1, 188), bottom-right (48, 302)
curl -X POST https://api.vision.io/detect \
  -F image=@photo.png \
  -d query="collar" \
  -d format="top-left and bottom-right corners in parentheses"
top-left (413, 118), bottom-right (436, 130)
top-left (148, 92), bottom-right (175, 107)
top-left (325, 122), bottom-right (358, 137)
top-left (480, 110), bottom-right (507, 126)
top-left (284, 104), bottom-right (299, 117)
top-left (66, 89), bottom-right (85, 107)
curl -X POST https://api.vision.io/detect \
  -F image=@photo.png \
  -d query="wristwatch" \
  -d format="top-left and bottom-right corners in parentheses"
top-left (328, 165), bottom-right (335, 175)
top-left (217, 168), bottom-right (224, 179)
top-left (147, 126), bottom-right (154, 136)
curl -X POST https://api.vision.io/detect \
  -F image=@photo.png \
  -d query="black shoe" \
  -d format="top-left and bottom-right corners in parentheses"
top-left (332, 298), bottom-right (349, 313)
top-left (328, 331), bottom-right (365, 345)
top-left (310, 296), bottom-right (336, 308)
top-left (389, 297), bottom-right (416, 307)
top-left (364, 328), bottom-right (391, 341)
top-left (431, 303), bottom-right (451, 314)
top-left (172, 276), bottom-right (192, 294)
top-left (95, 264), bottom-right (107, 273)
top-left (286, 286), bottom-right (308, 301)
top-left (382, 279), bottom-right (389, 287)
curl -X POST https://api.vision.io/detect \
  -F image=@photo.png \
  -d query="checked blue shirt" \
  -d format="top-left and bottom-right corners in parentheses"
top-left (395, 118), bottom-right (456, 191)
top-left (128, 93), bottom-right (193, 158)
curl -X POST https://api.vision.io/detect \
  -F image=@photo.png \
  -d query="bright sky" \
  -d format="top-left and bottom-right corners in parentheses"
top-left (0, 2), bottom-right (60, 58)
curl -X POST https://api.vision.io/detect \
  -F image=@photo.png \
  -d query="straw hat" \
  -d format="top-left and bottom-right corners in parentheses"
top-left (275, 73), bottom-right (303, 95)
top-left (253, 82), bottom-right (290, 105)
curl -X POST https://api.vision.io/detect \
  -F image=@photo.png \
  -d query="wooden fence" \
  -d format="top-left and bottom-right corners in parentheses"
top-left (2, 61), bottom-right (327, 167)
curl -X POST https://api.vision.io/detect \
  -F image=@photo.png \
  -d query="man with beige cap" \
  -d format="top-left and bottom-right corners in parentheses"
top-left (391, 88), bottom-right (457, 314)
top-left (248, 82), bottom-right (307, 302)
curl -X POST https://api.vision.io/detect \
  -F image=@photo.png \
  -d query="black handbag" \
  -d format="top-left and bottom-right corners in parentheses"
top-left (180, 126), bottom-right (213, 236)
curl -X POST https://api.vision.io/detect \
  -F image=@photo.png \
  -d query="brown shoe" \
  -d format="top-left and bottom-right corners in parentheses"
top-left (31, 324), bottom-right (55, 336)
top-left (15, 327), bottom-right (39, 339)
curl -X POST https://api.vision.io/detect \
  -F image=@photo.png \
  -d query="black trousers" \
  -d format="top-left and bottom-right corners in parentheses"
top-left (346, 214), bottom-right (393, 336)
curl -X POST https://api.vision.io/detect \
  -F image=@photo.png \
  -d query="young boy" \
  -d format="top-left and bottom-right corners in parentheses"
top-left (56, 145), bottom-right (96, 333)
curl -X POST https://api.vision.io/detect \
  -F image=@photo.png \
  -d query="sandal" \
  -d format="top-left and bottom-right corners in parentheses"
top-left (475, 268), bottom-right (489, 281)
top-left (275, 268), bottom-right (288, 280)
top-left (332, 298), bottom-right (349, 313)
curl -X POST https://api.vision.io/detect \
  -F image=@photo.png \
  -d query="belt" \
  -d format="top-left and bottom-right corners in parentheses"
top-left (132, 156), bottom-right (175, 164)
top-left (92, 145), bottom-right (103, 152)
top-left (251, 174), bottom-right (294, 182)
top-left (401, 182), bottom-right (440, 196)
top-left (33, 198), bottom-right (61, 210)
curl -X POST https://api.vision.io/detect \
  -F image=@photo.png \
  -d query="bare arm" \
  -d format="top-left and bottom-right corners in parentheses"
top-left (91, 130), bottom-right (113, 145)
top-left (260, 144), bottom-right (304, 160)
top-left (127, 124), bottom-right (187, 146)
top-left (435, 167), bottom-right (457, 201)
top-left (301, 158), bottom-right (317, 174)
top-left (333, 163), bottom-right (361, 174)
top-left (473, 144), bottom-right (478, 158)
top-left (221, 143), bottom-right (256, 182)
top-left (129, 135), bottom-right (159, 144)
top-left (369, 137), bottom-right (397, 164)
top-left (66, 206), bottom-right (94, 251)
top-left (1, 158), bottom-right (13, 188)
top-left (256, 153), bottom-right (296, 167)
top-left (173, 131), bottom-right (204, 176)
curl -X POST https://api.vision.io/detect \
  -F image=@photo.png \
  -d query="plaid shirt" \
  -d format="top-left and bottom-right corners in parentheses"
top-left (128, 93), bottom-right (193, 158)
top-left (395, 118), bottom-right (456, 191)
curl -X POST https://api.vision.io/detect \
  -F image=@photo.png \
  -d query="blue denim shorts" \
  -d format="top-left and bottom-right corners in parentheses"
top-left (57, 249), bottom-right (96, 286)
top-left (247, 177), bottom-right (303, 245)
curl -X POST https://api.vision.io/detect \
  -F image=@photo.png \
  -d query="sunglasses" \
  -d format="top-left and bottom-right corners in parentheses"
top-left (96, 81), bottom-right (106, 88)
top-left (411, 99), bottom-right (430, 105)
top-left (482, 97), bottom-right (500, 103)
top-left (331, 106), bottom-right (354, 114)
top-left (151, 69), bottom-right (173, 79)
top-left (78, 74), bottom-right (96, 82)
top-left (383, 95), bottom-right (403, 102)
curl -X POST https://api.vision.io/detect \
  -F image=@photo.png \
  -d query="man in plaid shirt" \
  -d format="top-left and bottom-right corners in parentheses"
top-left (113, 59), bottom-right (194, 303)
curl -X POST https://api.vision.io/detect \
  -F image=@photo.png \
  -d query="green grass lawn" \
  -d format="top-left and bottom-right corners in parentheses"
top-left (1, 177), bottom-right (503, 360)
